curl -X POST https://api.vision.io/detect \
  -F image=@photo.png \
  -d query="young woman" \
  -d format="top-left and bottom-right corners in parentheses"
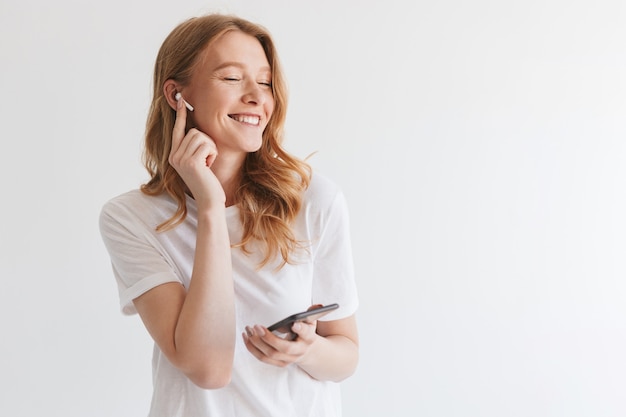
top-left (99, 13), bottom-right (358, 417)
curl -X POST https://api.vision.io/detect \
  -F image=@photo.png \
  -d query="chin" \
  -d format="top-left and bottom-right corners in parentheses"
top-left (244, 139), bottom-right (263, 153)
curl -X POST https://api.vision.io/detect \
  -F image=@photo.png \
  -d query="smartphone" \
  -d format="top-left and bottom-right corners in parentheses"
top-left (267, 303), bottom-right (339, 336)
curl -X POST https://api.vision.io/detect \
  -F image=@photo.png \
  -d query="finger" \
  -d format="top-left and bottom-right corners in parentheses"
top-left (302, 304), bottom-right (323, 324)
top-left (186, 135), bottom-right (218, 166)
top-left (169, 129), bottom-right (200, 168)
top-left (299, 304), bottom-right (323, 327)
top-left (171, 94), bottom-right (187, 155)
top-left (172, 130), bottom-right (214, 165)
top-left (251, 326), bottom-right (295, 355)
top-left (205, 151), bottom-right (218, 168)
top-left (259, 327), bottom-right (308, 361)
top-left (291, 321), bottom-right (316, 340)
top-left (190, 139), bottom-right (219, 169)
top-left (242, 331), bottom-right (289, 367)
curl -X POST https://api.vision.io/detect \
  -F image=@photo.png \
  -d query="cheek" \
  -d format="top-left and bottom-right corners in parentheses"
top-left (266, 96), bottom-right (276, 117)
top-left (199, 96), bottom-right (231, 123)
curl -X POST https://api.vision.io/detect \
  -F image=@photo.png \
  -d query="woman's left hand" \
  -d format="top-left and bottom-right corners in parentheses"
top-left (242, 320), bottom-right (318, 367)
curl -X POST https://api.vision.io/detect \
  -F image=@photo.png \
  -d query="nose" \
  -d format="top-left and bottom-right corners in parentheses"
top-left (242, 80), bottom-right (265, 105)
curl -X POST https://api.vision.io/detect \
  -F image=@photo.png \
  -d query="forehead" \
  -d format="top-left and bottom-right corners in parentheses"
top-left (201, 30), bottom-right (270, 72)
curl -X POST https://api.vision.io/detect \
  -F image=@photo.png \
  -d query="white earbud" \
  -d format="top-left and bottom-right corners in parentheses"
top-left (175, 92), bottom-right (194, 111)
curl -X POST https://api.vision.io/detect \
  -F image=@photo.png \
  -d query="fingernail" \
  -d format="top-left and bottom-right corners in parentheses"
top-left (292, 322), bottom-right (301, 332)
top-left (245, 326), bottom-right (253, 337)
top-left (254, 325), bottom-right (266, 336)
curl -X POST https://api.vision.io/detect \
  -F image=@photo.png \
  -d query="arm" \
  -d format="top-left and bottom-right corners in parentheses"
top-left (295, 315), bottom-right (359, 381)
top-left (133, 95), bottom-right (235, 389)
top-left (134, 207), bottom-right (234, 389)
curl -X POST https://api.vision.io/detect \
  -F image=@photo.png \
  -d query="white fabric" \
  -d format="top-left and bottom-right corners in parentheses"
top-left (99, 172), bottom-right (358, 417)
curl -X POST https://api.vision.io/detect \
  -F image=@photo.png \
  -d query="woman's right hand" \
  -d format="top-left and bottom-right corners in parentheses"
top-left (169, 96), bottom-right (225, 208)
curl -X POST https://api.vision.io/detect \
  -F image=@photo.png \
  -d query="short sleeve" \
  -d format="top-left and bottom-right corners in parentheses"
top-left (311, 187), bottom-right (359, 321)
top-left (99, 197), bottom-right (182, 315)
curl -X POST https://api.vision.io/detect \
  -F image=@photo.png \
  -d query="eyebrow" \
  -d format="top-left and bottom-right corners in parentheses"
top-left (213, 61), bottom-right (271, 73)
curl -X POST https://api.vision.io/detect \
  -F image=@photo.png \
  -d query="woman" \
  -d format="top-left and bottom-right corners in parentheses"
top-left (99, 13), bottom-right (359, 417)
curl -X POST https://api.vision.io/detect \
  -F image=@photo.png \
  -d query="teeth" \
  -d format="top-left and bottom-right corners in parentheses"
top-left (231, 115), bottom-right (260, 126)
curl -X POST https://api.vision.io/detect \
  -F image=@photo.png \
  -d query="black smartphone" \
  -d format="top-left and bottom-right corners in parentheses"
top-left (267, 303), bottom-right (339, 336)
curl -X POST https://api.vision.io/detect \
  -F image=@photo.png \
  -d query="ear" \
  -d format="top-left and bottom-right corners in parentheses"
top-left (163, 80), bottom-right (181, 110)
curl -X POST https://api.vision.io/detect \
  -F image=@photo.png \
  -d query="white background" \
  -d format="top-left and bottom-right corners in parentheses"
top-left (1, 1), bottom-right (625, 416)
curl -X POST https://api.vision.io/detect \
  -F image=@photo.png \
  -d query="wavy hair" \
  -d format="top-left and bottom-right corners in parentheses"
top-left (141, 14), bottom-right (311, 269)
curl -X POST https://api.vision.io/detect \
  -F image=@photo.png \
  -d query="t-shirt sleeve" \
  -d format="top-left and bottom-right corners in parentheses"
top-left (311, 188), bottom-right (359, 321)
top-left (99, 199), bottom-right (182, 315)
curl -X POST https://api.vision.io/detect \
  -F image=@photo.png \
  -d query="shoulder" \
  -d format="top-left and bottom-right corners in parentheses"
top-left (102, 189), bottom-right (175, 212)
top-left (101, 189), bottom-right (148, 220)
top-left (99, 189), bottom-right (176, 231)
top-left (304, 171), bottom-right (345, 206)
top-left (300, 171), bottom-right (350, 225)
top-left (101, 189), bottom-right (145, 211)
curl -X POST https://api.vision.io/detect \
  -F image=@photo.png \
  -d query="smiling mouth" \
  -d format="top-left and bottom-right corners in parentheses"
top-left (229, 114), bottom-right (260, 126)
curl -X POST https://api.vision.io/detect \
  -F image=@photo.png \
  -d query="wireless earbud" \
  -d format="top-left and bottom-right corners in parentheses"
top-left (175, 92), bottom-right (194, 111)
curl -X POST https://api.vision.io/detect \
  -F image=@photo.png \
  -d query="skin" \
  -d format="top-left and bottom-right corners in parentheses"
top-left (172, 30), bottom-right (275, 205)
top-left (243, 307), bottom-right (359, 382)
top-left (133, 30), bottom-right (358, 389)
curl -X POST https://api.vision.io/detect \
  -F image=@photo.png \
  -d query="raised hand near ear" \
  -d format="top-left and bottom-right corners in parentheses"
top-left (169, 97), bottom-right (225, 209)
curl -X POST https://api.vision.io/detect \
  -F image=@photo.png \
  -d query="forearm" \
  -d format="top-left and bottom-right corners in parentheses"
top-left (174, 208), bottom-right (235, 384)
top-left (297, 334), bottom-right (359, 382)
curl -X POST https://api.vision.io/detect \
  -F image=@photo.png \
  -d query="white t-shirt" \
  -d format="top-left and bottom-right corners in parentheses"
top-left (99, 172), bottom-right (359, 417)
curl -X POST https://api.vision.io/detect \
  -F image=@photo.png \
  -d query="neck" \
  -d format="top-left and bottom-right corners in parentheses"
top-left (211, 152), bottom-right (246, 207)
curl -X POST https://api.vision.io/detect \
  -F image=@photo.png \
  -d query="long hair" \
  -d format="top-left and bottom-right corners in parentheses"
top-left (141, 14), bottom-right (311, 269)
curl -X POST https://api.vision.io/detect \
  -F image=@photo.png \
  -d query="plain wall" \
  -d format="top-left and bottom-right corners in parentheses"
top-left (1, 0), bottom-right (625, 416)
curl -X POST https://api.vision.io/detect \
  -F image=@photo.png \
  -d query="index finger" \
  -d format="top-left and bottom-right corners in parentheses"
top-left (171, 95), bottom-right (187, 153)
